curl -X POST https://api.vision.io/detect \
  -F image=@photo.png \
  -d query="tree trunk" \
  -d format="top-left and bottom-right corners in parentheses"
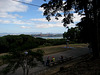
top-left (26, 68), bottom-right (29, 75)
top-left (92, 39), bottom-right (99, 58)
top-left (22, 67), bottom-right (25, 75)
top-left (84, 0), bottom-right (99, 58)
top-left (26, 65), bottom-right (29, 75)
top-left (92, 0), bottom-right (100, 58)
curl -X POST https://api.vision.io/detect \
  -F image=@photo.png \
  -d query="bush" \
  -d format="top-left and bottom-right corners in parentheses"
top-left (0, 35), bottom-right (46, 53)
top-left (0, 35), bottom-right (67, 53)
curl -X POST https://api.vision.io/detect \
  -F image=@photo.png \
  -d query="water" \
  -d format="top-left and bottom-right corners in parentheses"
top-left (41, 37), bottom-right (63, 39)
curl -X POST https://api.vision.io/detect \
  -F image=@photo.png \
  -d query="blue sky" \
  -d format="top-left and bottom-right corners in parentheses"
top-left (0, 0), bottom-right (84, 34)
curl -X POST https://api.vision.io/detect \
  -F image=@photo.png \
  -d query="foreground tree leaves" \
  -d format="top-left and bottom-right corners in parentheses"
top-left (41, 0), bottom-right (100, 58)
top-left (1, 49), bottom-right (44, 75)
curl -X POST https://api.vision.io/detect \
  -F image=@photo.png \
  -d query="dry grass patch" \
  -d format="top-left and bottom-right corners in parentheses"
top-left (32, 44), bottom-right (88, 55)
top-left (69, 43), bottom-right (88, 48)
top-left (32, 45), bottom-right (70, 55)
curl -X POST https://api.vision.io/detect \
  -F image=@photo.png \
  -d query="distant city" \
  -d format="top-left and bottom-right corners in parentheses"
top-left (0, 32), bottom-right (63, 39)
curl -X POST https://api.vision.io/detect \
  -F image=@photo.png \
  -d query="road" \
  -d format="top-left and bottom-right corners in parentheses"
top-left (0, 47), bottom-right (90, 75)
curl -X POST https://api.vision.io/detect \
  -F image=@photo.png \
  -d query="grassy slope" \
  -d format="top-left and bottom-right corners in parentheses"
top-left (0, 44), bottom-right (88, 65)
top-left (32, 44), bottom-right (88, 55)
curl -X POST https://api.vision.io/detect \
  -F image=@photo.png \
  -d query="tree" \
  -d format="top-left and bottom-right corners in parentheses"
top-left (41, 0), bottom-right (100, 58)
top-left (0, 34), bottom-right (46, 53)
top-left (0, 37), bottom-right (9, 53)
top-left (63, 27), bottom-right (81, 43)
top-left (76, 17), bottom-right (94, 43)
top-left (1, 49), bottom-right (44, 75)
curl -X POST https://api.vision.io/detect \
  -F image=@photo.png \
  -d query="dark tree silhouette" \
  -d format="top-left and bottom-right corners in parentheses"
top-left (41, 0), bottom-right (100, 58)
top-left (1, 49), bottom-right (44, 75)
top-left (63, 27), bottom-right (80, 43)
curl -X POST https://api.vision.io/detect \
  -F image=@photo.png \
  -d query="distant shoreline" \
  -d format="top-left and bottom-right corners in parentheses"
top-left (0, 34), bottom-right (63, 40)
top-left (39, 36), bottom-right (63, 39)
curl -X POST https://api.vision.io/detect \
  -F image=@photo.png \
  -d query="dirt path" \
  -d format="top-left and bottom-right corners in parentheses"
top-left (0, 47), bottom-right (90, 75)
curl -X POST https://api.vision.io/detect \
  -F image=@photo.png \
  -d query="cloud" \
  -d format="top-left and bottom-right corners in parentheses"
top-left (36, 22), bottom-right (77, 28)
top-left (23, 0), bottom-right (33, 3)
top-left (36, 23), bottom-right (63, 28)
top-left (0, 0), bottom-right (28, 13)
top-left (31, 17), bottom-right (64, 23)
top-left (31, 12), bottom-right (84, 23)
top-left (0, 13), bottom-right (23, 18)
top-left (30, 18), bottom-right (48, 22)
top-left (67, 23), bottom-right (76, 28)
top-left (73, 13), bottom-right (85, 22)
top-left (30, 17), bottom-right (65, 28)
top-left (0, 0), bottom-right (34, 25)
top-left (31, 13), bottom-right (84, 28)
top-left (38, 7), bottom-right (44, 12)
top-left (12, 19), bottom-right (35, 25)
top-left (38, 6), bottom-right (85, 23)
top-left (0, 19), bottom-right (11, 24)
top-left (0, 0), bottom-right (32, 19)
top-left (20, 25), bottom-right (32, 29)
top-left (0, 13), bottom-right (84, 29)
top-left (0, 19), bottom-right (33, 25)
top-left (33, 13), bottom-right (85, 28)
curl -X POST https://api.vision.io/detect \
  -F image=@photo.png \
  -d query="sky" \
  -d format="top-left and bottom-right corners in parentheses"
top-left (0, 0), bottom-right (84, 34)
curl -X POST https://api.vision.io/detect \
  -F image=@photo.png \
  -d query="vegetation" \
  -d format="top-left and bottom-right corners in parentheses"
top-left (41, 0), bottom-right (100, 58)
top-left (0, 34), bottom-right (87, 75)
top-left (0, 35), bottom-right (45, 75)
top-left (1, 49), bottom-right (44, 75)
top-left (63, 27), bottom-right (81, 43)
top-left (0, 35), bottom-right (68, 53)
top-left (32, 44), bottom-right (88, 55)
top-left (0, 34), bottom-right (46, 53)
top-left (45, 39), bottom-right (66, 46)
top-left (0, 34), bottom-right (87, 54)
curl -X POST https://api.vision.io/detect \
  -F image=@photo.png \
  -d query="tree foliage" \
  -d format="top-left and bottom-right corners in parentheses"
top-left (1, 49), bottom-right (44, 75)
top-left (0, 35), bottom-right (45, 75)
top-left (0, 34), bottom-right (67, 53)
top-left (41, 0), bottom-right (89, 26)
top-left (0, 35), bottom-right (46, 53)
top-left (63, 27), bottom-right (81, 43)
top-left (41, 0), bottom-right (100, 58)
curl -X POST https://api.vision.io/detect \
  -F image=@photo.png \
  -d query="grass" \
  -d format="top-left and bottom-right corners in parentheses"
top-left (0, 44), bottom-right (88, 66)
top-left (32, 43), bottom-right (88, 55)
top-left (0, 53), bottom-right (8, 66)
top-left (69, 43), bottom-right (88, 48)
top-left (32, 45), bottom-right (69, 55)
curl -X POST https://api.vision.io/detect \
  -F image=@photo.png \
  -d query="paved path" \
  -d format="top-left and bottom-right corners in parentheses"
top-left (0, 47), bottom-right (90, 75)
